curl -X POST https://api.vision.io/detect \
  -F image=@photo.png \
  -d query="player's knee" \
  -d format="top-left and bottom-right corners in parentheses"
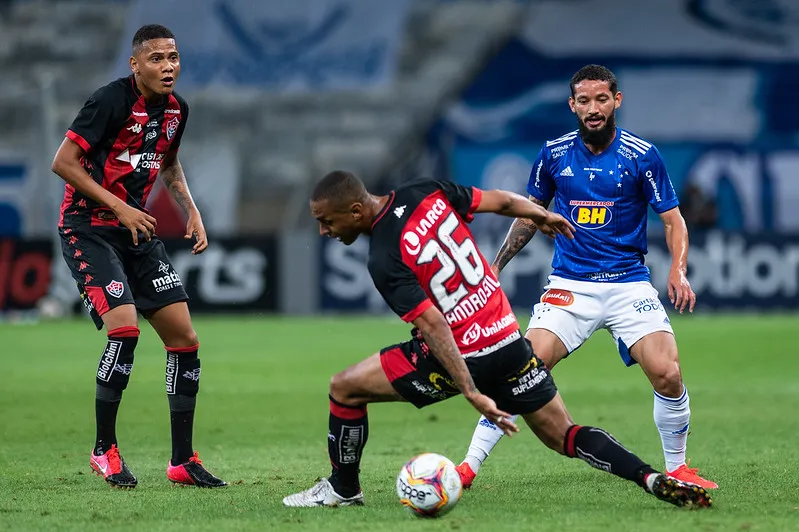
top-left (650, 362), bottom-right (683, 397)
top-left (170, 329), bottom-right (199, 349)
top-left (329, 370), bottom-right (357, 404)
top-left (165, 349), bottom-right (201, 396)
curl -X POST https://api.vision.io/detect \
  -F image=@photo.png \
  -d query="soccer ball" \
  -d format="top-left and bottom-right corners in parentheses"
top-left (396, 453), bottom-right (462, 517)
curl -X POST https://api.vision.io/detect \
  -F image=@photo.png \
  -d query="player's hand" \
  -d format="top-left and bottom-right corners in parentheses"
top-left (668, 267), bottom-right (695, 314)
top-left (185, 211), bottom-right (208, 255)
top-left (533, 212), bottom-right (575, 240)
top-left (115, 204), bottom-right (157, 246)
top-left (464, 392), bottom-right (518, 437)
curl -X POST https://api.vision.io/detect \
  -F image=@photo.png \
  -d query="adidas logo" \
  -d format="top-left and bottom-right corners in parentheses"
top-left (560, 166), bottom-right (574, 177)
top-left (394, 205), bottom-right (406, 218)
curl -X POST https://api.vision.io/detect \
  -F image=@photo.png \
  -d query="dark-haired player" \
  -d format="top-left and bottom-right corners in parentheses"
top-left (51, 24), bottom-right (225, 488)
top-left (281, 171), bottom-right (711, 509)
top-left (455, 64), bottom-right (716, 490)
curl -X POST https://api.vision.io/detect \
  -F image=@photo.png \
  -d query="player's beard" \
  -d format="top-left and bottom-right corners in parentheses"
top-left (579, 111), bottom-right (616, 149)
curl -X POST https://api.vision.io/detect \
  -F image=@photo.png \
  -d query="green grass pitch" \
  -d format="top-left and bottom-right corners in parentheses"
top-left (1, 314), bottom-right (797, 531)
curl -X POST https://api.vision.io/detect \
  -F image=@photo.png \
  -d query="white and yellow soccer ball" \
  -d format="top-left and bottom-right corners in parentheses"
top-left (396, 453), bottom-right (463, 517)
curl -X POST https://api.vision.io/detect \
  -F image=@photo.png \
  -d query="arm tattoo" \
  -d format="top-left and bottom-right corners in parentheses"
top-left (492, 196), bottom-right (549, 273)
top-left (160, 158), bottom-right (197, 215)
top-left (421, 324), bottom-right (478, 395)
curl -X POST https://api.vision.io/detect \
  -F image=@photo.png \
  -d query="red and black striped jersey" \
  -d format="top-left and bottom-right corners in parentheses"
top-left (59, 75), bottom-right (188, 229)
top-left (368, 180), bottom-right (520, 357)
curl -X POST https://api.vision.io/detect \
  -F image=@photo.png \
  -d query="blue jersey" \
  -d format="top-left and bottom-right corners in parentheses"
top-left (527, 128), bottom-right (679, 283)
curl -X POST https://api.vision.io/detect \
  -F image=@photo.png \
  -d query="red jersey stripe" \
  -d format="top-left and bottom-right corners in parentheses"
top-left (401, 299), bottom-right (433, 323)
top-left (66, 130), bottom-right (91, 153)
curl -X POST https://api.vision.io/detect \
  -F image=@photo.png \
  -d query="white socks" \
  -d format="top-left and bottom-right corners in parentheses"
top-left (462, 390), bottom-right (690, 475)
top-left (653, 387), bottom-right (690, 472)
top-left (462, 415), bottom-right (519, 472)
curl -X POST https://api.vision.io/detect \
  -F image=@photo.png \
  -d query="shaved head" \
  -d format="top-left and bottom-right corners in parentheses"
top-left (311, 171), bottom-right (368, 211)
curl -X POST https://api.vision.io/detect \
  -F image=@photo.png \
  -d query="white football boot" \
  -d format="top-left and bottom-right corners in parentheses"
top-left (282, 478), bottom-right (364, 507)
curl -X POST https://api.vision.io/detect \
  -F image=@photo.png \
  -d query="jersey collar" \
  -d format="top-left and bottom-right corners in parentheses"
top-left (370, 191), bottom-right (395, 230)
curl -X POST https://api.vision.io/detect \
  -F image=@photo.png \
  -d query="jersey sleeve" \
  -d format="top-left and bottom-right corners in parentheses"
top-left (170, 98), bottom-right (190, 152)
top-left (435, 180), bottom-right (482, 223)
top-left (66, 86), bottom-right (120, 153)
top-left (527, 145), bottom-right (555, 203)
top-left (369, 251), bottom-right (433, 322)
top-left (641, 147), bottom-right (679, 213)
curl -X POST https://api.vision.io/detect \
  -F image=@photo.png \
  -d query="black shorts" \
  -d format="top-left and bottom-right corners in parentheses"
top-left (59, 227), bottom-right (188, 330)
top-left (380, 330), bottom-right (558, 415)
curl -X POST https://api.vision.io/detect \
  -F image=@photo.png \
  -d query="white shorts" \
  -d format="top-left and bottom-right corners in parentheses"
top-left (528, 275), bottom-right (674, 366)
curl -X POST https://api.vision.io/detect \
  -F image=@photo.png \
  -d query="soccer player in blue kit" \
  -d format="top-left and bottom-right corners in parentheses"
top-left (455, 65), bottom-right (717, 490)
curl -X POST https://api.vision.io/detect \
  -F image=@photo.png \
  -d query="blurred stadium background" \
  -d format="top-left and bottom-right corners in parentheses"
top-left (0, 0), bottom-right (797, 319)
top-left (1, 1), bottom-right (799, 529)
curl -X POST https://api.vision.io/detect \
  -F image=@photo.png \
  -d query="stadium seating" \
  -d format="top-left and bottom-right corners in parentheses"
top-left (0, 0), bottom-right (527, 231)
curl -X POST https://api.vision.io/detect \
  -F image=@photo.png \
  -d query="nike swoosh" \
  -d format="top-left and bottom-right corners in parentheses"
top-left (93, 458), bottom-right (108, 475)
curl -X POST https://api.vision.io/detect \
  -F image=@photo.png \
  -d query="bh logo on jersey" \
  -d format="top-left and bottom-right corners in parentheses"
top-left (569, 200), bottom-right (613, 230)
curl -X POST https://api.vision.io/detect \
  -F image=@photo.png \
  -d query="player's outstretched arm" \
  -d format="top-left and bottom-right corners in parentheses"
top-left (659, 207), bottom-right (696, 313)
top-left (52, 138), bottom-right (157, 245)
top-left (413, 306), bottom-right (518, 436)
top-left (493, 217), bottom-right (538, 275)
top-left (160, 152), bottom-right (207, 255)
top-left (476, 190), bottom-right (570, 274)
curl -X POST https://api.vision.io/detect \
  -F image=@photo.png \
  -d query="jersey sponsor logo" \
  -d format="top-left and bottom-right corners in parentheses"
top-left (541, 288), bottom-right (574, 306)
top-left (145, 130), bottom-right (158, 142)
top-left (97, 340), bottom-right (122, 381)
top-left (461, 311), bottom-right (516, 345)
top-left (105, 280), bottom-right (124, 298)
top-left (115, 148), bottom-right (141, 169)
top-left (402, 231), bottom-right (421, 255)
top-left (165, 108), bottom-right (181, 114)
top-left (586, 271), bottom-right (625, 282)
top-left (116, 149), bottom-right (165, 170)
top-left (511, 364), bottom-right (548, 396)
top-left (462, 330), bottom-right (520, 358)
top-left (632, 296), bottom-right (663, 313)
top-left (617, 144), bottom-right (638, 160)
top-left (533, 160), bottom-right (543, 189)
top-left (146, 119), bottom-right (159, 127)
top-left (127, 123), bottom-right (143, 134)
top-left (550, 143), bottom-right (571, 159)
top-left (569, 200), bottom-right (614, 230)
top-left (645, 170), bottom-right (661, 202)
top-left (166, 116), bottom-right (180, 140)
top-left (560, 165), bottom-right (574, 177)
top-left (410, 197), bottom-right (447, 237)
top-left (151, 262), bottom-right (182, 293)
top-left (132, 111), bottom-right (148, 117)
top-left (428, 371), bottom-right (456, 391)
